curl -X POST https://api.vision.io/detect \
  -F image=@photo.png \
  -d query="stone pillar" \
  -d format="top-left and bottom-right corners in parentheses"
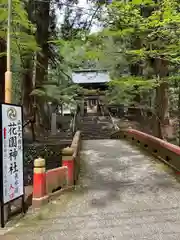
top-left (32, 158), bottom-right (48, 208)
top-left (87, 100), bottom-right (90, 108)
top-left (51, 113), bottom-right (57, 135)
top-left (84, 101), bottom-right (87, 115)
top-left (81, 100), bottom-right (84, 116)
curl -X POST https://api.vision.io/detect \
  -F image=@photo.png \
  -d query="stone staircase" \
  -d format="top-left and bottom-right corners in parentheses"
top-left (79, 115), bottom-right (114, 140)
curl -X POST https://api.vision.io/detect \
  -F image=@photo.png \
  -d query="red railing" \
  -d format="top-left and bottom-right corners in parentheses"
top-left (111, 129), bottom-right (180, 172)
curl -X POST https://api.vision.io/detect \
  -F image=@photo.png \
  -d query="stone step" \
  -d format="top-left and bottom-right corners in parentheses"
top-left (78, 113), bottom-right (113, 139)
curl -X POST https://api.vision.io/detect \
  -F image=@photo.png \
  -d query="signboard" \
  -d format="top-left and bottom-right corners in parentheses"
top-left (0, 104), bottom-right (24, 204)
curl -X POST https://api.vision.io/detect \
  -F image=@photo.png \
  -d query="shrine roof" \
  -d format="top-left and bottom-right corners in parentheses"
top-left (72, 70), bottom-right (110, 84)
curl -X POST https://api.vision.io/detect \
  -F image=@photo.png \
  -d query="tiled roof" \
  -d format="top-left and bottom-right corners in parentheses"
top-left (72, 71), bottom-right (110, 84)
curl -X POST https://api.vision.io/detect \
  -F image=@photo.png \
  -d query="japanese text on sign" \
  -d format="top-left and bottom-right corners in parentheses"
top-left (1, 105), bottom-right (23, 204)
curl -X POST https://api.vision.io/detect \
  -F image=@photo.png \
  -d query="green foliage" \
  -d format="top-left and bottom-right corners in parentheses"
top-left (79, 0), bottom-right (180, 107)
top-left (30, 61), bottom-right (83, 106)
top-left (0, 0), bottom-right (38, 56)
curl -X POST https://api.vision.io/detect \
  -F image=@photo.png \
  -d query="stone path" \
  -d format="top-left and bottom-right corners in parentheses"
top-left (3, 139), bottom-right (180, 239)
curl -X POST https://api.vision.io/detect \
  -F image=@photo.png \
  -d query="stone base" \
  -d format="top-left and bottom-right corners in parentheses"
top-left (32, 195), bottom-right (49, 209)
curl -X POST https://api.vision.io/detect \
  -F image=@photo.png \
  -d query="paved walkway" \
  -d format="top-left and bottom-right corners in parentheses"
top-left (3, 140), bottom-right (180, 239)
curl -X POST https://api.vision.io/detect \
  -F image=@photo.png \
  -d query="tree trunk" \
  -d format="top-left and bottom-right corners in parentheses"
top-left (22, 58), bottom-right (33, 119)
top-left (35, 0), bottom-right (50, 134)
top-left (154, 82), bottom-right (169, 139)
top-left (154, 81), bottom-right (169, 139)
top-left (154, 82), bottom-right (170, 140)
top-left (152, 57), bottom-right (170, 139)
top-left (0, 38), bottom-right (6, 102)
top-left (21, 57), bottom-right (36, 140)
top-left (130, 37), bottom-right (143, 105)
top-left (35, 0), bottom-right (50, 86)
top-left (178, 83), bottom-right (180, 146)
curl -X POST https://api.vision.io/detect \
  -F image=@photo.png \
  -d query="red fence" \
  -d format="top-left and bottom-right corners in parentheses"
top-left (32, 131), bottom-right (81, 208)
top-left (46, 166), bottom-right (68, 193)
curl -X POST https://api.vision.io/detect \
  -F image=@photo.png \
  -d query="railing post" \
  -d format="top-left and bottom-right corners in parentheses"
top-left (32, 157), bottom-right (48, 208)
top-left (62, 147), bottom-right (74, 186)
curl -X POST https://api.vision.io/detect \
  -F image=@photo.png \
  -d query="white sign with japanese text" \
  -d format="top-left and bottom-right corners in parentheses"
top-left (1, 104), bottom-right (24, 204)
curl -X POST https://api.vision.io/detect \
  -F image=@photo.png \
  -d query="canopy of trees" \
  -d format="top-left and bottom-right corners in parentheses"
top-left (1, 0), bottom-right (180, 143)
top-left (80, 0), bottom-right (180, 141)
top-left (0, 0), bottom-right (102, 136)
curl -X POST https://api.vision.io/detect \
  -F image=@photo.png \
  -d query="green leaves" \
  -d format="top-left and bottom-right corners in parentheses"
top-left (82, 0), bottom-right (180, 106)
top-left (0, 0), bottom-right (38, 57)
top-left (30, 61), bottom-right (82, 105)
top-left (109, 76), bottom-right (157, 89)
top-left (132, 0), bottom-right (153, 4)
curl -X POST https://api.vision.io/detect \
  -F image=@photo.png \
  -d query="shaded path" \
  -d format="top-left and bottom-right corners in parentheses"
top-left (3, 140), bottom-right (180, 239)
